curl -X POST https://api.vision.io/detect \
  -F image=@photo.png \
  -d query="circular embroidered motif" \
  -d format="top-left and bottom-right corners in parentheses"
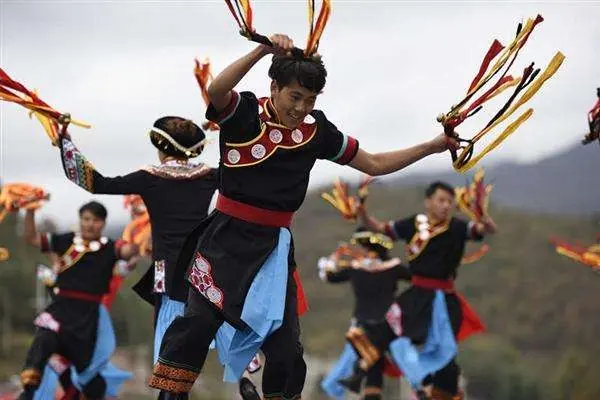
top-left (416, 214), bottom-right (428, 224)
top-left (251, 144), bottom-right (267, 159)
top-left (304, 114), bottom-right (316, 124)
top-left (417, 223), bottom-right (430, 232)
top-left (74, 244), bottom-right (86, 252)
top-left (258, 104), bottom-right (264, 115)
top-left (269, 129), bottom-right (283, 144)
top-left (291, 129), bottom-right (304, 143)
top-left (88, 241), bottom-right (101, 252)
top-left (195, 257), bottom-right (210, 273)
top-left (419, 231), bottom-right (431, 241)
top-left (206, 287), bottom-right (223, 304)
top-left (227, 149), bottom-right (241, 164)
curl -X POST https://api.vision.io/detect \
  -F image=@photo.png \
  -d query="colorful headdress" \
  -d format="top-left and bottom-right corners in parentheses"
top-left (0, 68), bottom-right (91, 146)
top-left (193, 59), bottom-right (220, 132)
top-left (350, 230), bottom-right (394, 252)
top-left (0, 183), bottom-right (50, 223)
top-left (437, 15), bottom-right (565, 172)
top-left (224, 0), bottom-right (331, 58)
top-left (321, 176), bottom-right (374, 220)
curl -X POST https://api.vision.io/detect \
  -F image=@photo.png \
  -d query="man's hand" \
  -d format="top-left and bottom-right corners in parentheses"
top-left (429, 132), bottom-right (460, 154)
top-left (263, 34), bottom-right (295, 56)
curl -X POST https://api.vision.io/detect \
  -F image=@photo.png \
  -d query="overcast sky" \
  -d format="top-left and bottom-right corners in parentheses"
top-left (1, 0), bottom-right (598, 227)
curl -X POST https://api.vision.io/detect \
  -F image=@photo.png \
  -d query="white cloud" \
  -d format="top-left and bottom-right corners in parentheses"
top-left (1, 0), bottom-right (598, 226)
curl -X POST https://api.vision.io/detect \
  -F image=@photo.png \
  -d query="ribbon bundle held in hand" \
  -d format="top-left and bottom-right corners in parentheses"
top-left (224, 0), bottom-right (331, 58)
top-left (437, 15), bottom-right (565, 172)
top-left (455, 169), bottom-right (492, 223)
top-left (321, 176), bottom-right (374, 220)
top-left (0, 68), bottom-right (91, 145)
top-left (122, 195), bottom-right (152, 256)
top-left (549, 236), bottom-right (600, 271)
top-left (0, 183), bottom-right (50, 223)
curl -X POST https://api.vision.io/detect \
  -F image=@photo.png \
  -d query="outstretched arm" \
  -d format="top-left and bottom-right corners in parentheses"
top-left (349, 133), bottom-right (458, 176)
top-left (23, 209), bottom-right (41, 248)
top-left (357, 206), bottom-right (388, 235)
top-left (57, 130), bottom-right (149, 195)
top-left (208, 34), bottom-right (294, 112)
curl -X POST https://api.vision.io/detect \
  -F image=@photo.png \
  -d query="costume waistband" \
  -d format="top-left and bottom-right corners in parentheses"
top-left (216, 194), bottom-right (294, 228)
top-left (411, 275), bottom-right (455, 292)
top-left (54, 288), bottom-right (103, 303)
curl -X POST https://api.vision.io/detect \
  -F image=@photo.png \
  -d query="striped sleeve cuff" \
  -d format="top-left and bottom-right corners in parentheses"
top-left (40, 233), bottom-right (52, 253)
top-left (329, 135), bottom-right (359, 165)
top-left (214, 91), bottom-right (241, 124)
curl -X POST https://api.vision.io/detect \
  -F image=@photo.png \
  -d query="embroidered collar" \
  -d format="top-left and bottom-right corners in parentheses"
top-left (142, 161), bottom-right (213, 180)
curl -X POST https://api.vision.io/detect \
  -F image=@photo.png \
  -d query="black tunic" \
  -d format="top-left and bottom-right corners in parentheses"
top-left (34, 232), bottom-right (119, 363)
top-left (387, 215), bottom-right (482, 343)
top-left (325, 263), bottom-right (411, 322)
top-left (58, 135), bottom-right (218, 303)
top-left (177, 91), bottom-right (360, 328)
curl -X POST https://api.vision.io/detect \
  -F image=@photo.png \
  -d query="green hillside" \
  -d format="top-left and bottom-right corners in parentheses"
top-left (1, 183), bottom-right (599, 399)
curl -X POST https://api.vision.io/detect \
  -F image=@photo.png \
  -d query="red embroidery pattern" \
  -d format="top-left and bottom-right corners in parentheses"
top-left (188, 252), bottom-right (224, 309)
top-left (153, 260), bottom-right (166, 293)
top-left (223, 98), bottom-right (317, 168)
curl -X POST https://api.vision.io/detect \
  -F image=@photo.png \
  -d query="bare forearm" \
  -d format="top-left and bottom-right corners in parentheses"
top-left (370, 142), bottom-right (436, 176)
top-left (24, 210), bottom-right (40, 247)
top-left (207, 46), bottom-right (268, 110)
top-left (358, 208), bottom-right (386, 234)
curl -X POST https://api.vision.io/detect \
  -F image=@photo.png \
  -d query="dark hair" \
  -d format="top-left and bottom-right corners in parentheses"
top-left (268, 55), bottom-right (327, 93)
top-left (150, 116), bottom-right (206, 158)
top-left (79, 201), bottom-right (108, 220)
top-left (425, 181), bottom-right (455, 198)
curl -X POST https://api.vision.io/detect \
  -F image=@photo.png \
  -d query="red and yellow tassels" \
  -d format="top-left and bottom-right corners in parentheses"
top-left (455, 169), bottom-right (493, 265)
top-left (455, 169), bottom-right (493, 223)
top-left (549, 236), bottom-right (600, 270)
top-left (122, 195), bottom-right (152, 256)
top-left (193, 59), bottom-right (220, 132)
top-left (321, 176), bottom-right (374, 221)
top-left (224, 0), bottom-right (331, 58)
top-left (0, 247), bottom-right (9, 262)
top-left (438, 15), bottom-right (565, 172)
top-left (461, 244), bottom-right (490, 265)
top-left (305, 0), bottom-right (332, 57)
top-left (0, 68), bottom-right (91, 146)
top-left (0, 183), bottom-right (50, 223)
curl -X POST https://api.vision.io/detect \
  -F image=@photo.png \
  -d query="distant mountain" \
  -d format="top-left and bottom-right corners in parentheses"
top-left (387, 142), bottom-right (600, 215)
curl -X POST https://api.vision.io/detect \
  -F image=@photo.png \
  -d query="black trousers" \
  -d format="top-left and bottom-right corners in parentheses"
top-left (19, 327), bottom-right (106, 400)
top-left (151, 270), bottom-right (305, 398)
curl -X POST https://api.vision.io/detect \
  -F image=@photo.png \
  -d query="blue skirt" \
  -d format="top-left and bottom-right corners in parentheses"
top-left (320, 343), bottom-right (358, 399)
top-left (34, 305), bottom-right (132, 398)
top-left (389, 290), bottom-right (457, 389)
top-left (214, 228), bottom-right (290, 382)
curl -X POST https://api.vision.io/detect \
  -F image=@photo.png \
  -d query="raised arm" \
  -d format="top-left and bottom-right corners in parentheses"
top-left (357, 206), bottom-right (388, 235)
top-left (349, 133), bottom-right (458, 176)
top-left (23, 209), bottom-right (41, 248)
top-left (208, 34), bottom-right (294, 112)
